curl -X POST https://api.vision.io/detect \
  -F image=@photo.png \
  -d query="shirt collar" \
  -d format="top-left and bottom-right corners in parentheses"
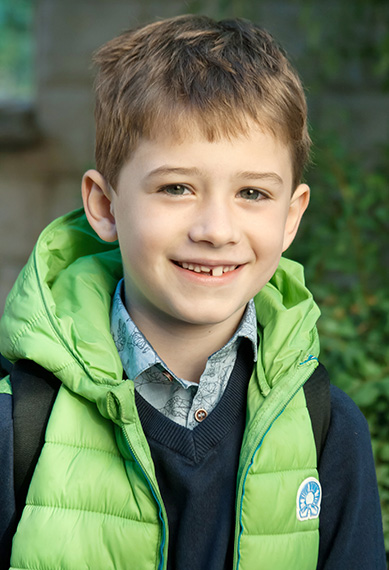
top-left (110, 278), bottom-right (258, 382)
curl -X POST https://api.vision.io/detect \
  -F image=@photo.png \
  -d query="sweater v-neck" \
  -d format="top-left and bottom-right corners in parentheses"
top-left (135, 338), bottom-right (254, 462)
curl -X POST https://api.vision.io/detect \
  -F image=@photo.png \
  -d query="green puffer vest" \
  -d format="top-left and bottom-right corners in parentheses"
top-left (0, 210), bottom-right (322, 570)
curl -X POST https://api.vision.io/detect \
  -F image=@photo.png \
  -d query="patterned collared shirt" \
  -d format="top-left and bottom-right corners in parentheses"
top-left (110, 279), bottom-right (257, 429)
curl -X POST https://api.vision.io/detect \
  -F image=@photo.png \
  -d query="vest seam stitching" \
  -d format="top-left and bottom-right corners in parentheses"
top-left (248, 466), bottom-right (317, 475)
top-left (50, 358), bottom-right (77, 374)
top-left (10, 309), bottom-right (47, 353)
top-left (44, 440), bottom-right (123, 458)
top-left (243, 529), bottom-right (318, 537)
top-left (4, 263), bottom-right (35, 306)
top-left (24, 503), bottom-right (159, 525)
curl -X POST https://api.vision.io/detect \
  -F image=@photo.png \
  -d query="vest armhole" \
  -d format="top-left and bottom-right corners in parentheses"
top-left (0, 354), bottom-right (13, 377)
top-left (303, 363), bottom-right (331, 464)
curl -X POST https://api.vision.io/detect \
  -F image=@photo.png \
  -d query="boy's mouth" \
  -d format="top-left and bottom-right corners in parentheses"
top-left (174, 261), bottom-right (239, 277)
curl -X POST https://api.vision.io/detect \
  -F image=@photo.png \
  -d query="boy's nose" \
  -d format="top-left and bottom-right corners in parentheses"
top-left (188, 200), bottom-right (240, 247)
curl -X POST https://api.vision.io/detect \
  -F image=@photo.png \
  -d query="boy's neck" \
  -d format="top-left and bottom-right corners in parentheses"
top-left (126, 304), bottom-right (246, 384)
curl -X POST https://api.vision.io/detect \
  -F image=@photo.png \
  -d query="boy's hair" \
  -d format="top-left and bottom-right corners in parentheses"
top-left (94, 14), bottom-right (311, 191)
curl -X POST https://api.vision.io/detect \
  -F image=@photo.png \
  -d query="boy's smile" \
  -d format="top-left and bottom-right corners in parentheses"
top-left (84, 124), bottom-right (309, 344)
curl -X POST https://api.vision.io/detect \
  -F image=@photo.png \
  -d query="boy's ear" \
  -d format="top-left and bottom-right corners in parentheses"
top-left (82, 169), bottom-right (117, 242)
top-left (282, 183), bottom-right (310, 252)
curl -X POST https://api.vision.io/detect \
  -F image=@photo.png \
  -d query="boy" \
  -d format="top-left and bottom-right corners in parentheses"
top-left (0, 14), bottom-right (385, 570)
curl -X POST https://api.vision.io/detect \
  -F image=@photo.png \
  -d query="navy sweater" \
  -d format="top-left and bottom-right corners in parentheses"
top-left (135, 339), bottom-right (253, 569)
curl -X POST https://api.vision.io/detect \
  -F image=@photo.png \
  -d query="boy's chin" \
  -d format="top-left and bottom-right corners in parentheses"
top-left (160, 304), bottom-right (248, 331)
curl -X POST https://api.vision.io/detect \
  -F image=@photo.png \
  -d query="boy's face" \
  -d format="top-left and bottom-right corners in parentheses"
top-left (93, 124), bottom-right (309, 337)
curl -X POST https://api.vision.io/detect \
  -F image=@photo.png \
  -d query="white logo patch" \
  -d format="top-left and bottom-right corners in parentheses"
top-left (297, 477), bottom-right (322, 521)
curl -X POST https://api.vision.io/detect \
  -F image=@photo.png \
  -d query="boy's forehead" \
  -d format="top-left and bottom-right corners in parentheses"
top-left (117, 120), bottom-right (294, 191)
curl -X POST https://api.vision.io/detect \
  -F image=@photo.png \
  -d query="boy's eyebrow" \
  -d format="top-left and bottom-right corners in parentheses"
top-left (145, 166), bottom-right (284, 186)
top-left (145, 166), bottom-right (202, 179)
top-left (236, 171), bottom-right (284, 186)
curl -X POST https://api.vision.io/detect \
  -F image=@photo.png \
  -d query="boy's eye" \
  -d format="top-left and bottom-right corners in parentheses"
top-left (239, 188), bottom-right (265, 201)
top-left (159, 184), bottom-right (191, 196)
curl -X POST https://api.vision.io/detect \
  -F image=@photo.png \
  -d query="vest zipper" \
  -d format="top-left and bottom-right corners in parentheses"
top-left (233, 360), bottom-right (318, 570)
top-left (121, 425), bottom-right (169, 570)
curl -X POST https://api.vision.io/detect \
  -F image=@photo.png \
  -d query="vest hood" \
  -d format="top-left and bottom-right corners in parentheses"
top-left (0, 208), bottom-right (320, 414)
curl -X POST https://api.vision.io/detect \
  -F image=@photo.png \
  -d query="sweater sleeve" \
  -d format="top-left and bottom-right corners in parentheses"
top-left (317, 384), bottom-right (386, 569)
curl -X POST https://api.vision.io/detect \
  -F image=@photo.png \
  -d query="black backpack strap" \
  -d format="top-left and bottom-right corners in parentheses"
top-left (10, 360), bottom-right (61, 513)
top-left (303, 363), bottom-right (331, 464)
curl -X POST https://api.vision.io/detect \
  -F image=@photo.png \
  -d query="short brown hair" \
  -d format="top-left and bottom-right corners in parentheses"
top-left (94, 14), bottom-right (311, 190)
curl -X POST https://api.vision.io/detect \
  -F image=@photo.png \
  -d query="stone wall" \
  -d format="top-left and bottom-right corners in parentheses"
top-left (1, 0), bottom-right (387, 312)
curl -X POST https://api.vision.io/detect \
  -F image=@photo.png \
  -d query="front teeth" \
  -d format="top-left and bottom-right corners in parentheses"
top-left (212, 266), bottom-right (223, 277)
top-left (180, 262), bottom-right (236, 276)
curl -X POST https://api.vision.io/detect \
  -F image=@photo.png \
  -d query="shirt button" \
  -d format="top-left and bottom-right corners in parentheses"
top-left (194, 408), bottom-right (208, 422)
top-left (162, 371), bottom-right (174, 382)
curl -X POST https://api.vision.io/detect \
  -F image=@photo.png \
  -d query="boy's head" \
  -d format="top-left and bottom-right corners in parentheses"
top-left (83, 15), bottom-right (311, 343)
top-left (93, 14), bottom-right (311, 192)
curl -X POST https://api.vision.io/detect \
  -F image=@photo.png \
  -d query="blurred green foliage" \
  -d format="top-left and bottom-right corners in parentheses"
top-left (0, 0), bottom-right (35, 99)
top-left (297, 0), bottom-right (389, 90)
